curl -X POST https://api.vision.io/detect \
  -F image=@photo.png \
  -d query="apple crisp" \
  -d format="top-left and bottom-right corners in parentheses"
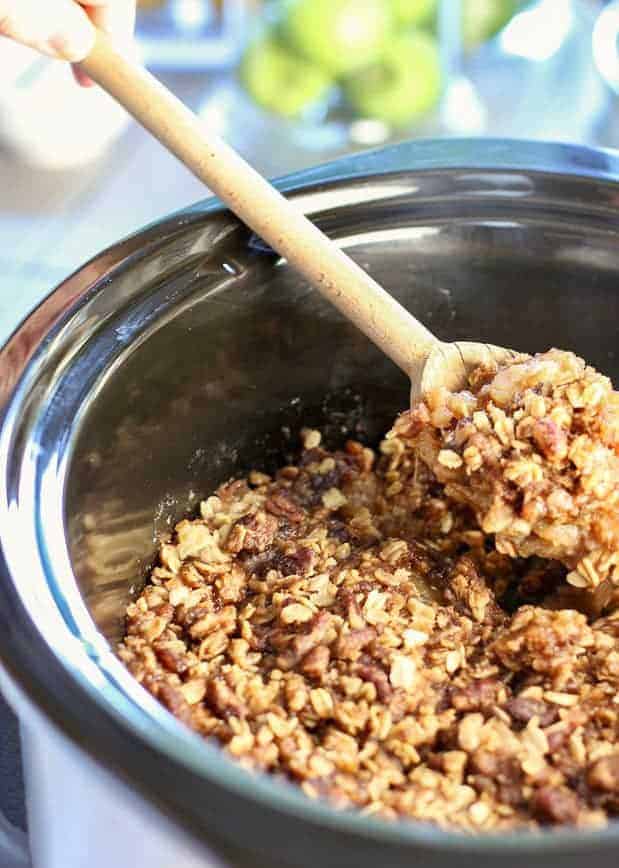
top-left (396, 348), bottom-right (619, 599)
top-left (119, 349), bottom-right (619, 832)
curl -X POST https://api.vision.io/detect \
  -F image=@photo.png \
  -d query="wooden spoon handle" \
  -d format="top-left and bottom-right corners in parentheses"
top-left (79, 31), bottom-right (439, 375)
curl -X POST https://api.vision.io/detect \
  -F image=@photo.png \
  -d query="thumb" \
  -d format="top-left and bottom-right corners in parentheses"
top-left (0, 0), bottom-right (95, 62)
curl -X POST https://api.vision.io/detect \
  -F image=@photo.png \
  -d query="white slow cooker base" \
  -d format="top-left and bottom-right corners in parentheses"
top-left (0, 669), bottom-right (226, 868)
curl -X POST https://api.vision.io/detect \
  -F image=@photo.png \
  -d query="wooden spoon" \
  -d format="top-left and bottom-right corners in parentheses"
top-left (79, 32), bottom-right (517, 403)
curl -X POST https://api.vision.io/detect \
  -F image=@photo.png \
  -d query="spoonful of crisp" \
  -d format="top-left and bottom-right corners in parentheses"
top-left (78, 31), bottom-right (517, 406)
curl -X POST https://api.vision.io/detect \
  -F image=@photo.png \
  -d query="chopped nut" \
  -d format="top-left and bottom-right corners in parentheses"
top-left (206, 680), bottom-right (246, 718)
top-left (301, 645), bottom-right (330, 680)
top-left (198, 630), bottom-right (229, 659)
top-left (357, 664), bottom-right (392, 703)
top-left (521, 752), bottom-right (547, 778)
top-left (379, 539), bottom-right (408, 565)
top-left (544, 691), bottom-right (579, 708)
top-left (363, 589), bottom-right (388, 625)
top-left (402, 628), bottom-right (428, 649)
top-left (473, 411), bottom-right (492, 432)
top-left (469, 801), bottom-right (490, 826)
top-left (310, 688), bottom-right (334, 718)
top-left (154, 645), bottom-right (188, 675)
top-left (225, 511), bottom-right (279, 554)
top-left (438, 449), bottom-right (463, 470)
top-left (445, 649), bottom-right (462, 674)
top-left (322, 488), bottom-right (348, 510)
top-left (463, 445), bottom-right (483, 472)
top-left (180, 678), bottom-right (207, 705)
top-left (249, 470), bottom-right (272, 487)
top-left (587, 755), bottom-right (619, 792)
top-left (281, 603), bottom-right (313, 624)
top-left (336, 627), bottom-right (376, 661)
top-left (533, 787), bottom-right (580, 825)
top-left (504, 697), bottom-right (558, 728)
top-left (301, 428), bottom-right (322, 450)
top-left (389, 654), bottom-right (416, 690)
top-left (267, 712), bottom-right (296, 739)
top-left (458, 714), bottom-right (484, 752)
top-left (265, 493), bottom-right (305, 524)
top-left (157, 684), bottom-right (193, 726)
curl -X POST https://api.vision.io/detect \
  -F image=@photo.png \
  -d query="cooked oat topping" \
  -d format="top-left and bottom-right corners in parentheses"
top-left (119, 349), bottom-right (619, 832)
top-left (395, 349), bottom-right (619, 599)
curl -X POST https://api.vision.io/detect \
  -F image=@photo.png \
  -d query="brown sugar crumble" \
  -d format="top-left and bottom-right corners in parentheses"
top-left (397, 349), bottom-right (619, 599)
top-left (119, 349), bottom-right (619, 832)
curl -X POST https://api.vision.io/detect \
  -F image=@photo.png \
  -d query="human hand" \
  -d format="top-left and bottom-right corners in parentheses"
top-left (0, 0), bottom-right (136, 86)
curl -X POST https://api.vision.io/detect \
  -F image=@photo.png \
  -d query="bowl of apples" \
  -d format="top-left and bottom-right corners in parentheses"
top-left (238, 0), bottom-right (517, 143)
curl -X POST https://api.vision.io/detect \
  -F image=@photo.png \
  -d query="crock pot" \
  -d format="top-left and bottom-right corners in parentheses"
top-left (1, 139), bottom-right (618, 868)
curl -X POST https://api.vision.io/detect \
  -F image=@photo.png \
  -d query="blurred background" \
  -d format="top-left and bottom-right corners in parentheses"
top-left (1, 0), bottom-right (619, 338)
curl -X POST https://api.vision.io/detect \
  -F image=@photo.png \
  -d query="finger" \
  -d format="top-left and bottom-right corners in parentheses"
top-left (72, 64), bottom-right (98, 88)
top-left (82, 0), bottom-right (136, 46)
top-left (0, 0), bottom-right (95, 61)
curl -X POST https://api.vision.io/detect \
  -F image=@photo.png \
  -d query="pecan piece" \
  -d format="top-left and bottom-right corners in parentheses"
top-left (504, 696), bottom-right (558, 728)
top-left (180, 603), bottom-right (214, 629)
top-left (217, 479), bottom-right (249, 500)
top-left (357, 663), bottom-right (392, 702)
top-left (158, 683), bottom-right (194, 726)
top-left (533, 787), bottom-right (580, 825)
top-left (301, 645), bottom-right (330, 680)
top-left (292, 612), bottom-right (333, 659)
top-left (206, 679), bottom-right (247, 718)
top-left (225, 511), bottom-right (279, 554)
top-left (469, 750), bottom-right (524, 808)
top-left (338, 588), bottom-right (366, 629)
top-left (588, 754), bottom-right (619, 793)
top-left (265, 493), bottom-right (305, 524)
top-left (240, 545), bottom-right (315, 579)
top-left (335, 627), bottom-right (376, 660)
top-left (154, 644), bottom-right (188, 675)
top-left (275, 546), bottom-right (315, 578)
top-left (450, 678), bottom-right (499, 713)
top-left (532, 419), bottom-right (568, 461)
top-left (188, 605), bottom-right (237, 640)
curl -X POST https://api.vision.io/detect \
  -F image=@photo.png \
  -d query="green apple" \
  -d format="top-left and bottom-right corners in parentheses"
top-left (343, 31), bottom-right (441, 127)
top-left (240, 35), bottom-right (332, 118)
top-left (390, 0), bottom-right (437, 27)
top-left (463, 0), bottom-right (517, 49)
top-left (283, 0), bottom-right (393, 76)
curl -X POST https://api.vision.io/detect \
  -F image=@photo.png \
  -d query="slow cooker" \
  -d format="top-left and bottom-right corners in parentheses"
top-left (1, 139), bottom-right (618, 868)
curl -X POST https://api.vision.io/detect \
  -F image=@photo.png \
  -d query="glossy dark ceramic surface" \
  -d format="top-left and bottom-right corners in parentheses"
top-left (1, 139), bottom-right (619, 867)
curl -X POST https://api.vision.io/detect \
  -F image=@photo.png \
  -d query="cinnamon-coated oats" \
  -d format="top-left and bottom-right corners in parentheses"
top-left (396, 349), bottom-right (619, 597)
top-left (119, 351), bottom-right (619, 832)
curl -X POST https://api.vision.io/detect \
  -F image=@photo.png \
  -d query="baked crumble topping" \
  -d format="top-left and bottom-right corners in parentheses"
top-left (119, 349), bottom-right (619, 831)
top-left (397, 349), bottom-right (619, 600)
